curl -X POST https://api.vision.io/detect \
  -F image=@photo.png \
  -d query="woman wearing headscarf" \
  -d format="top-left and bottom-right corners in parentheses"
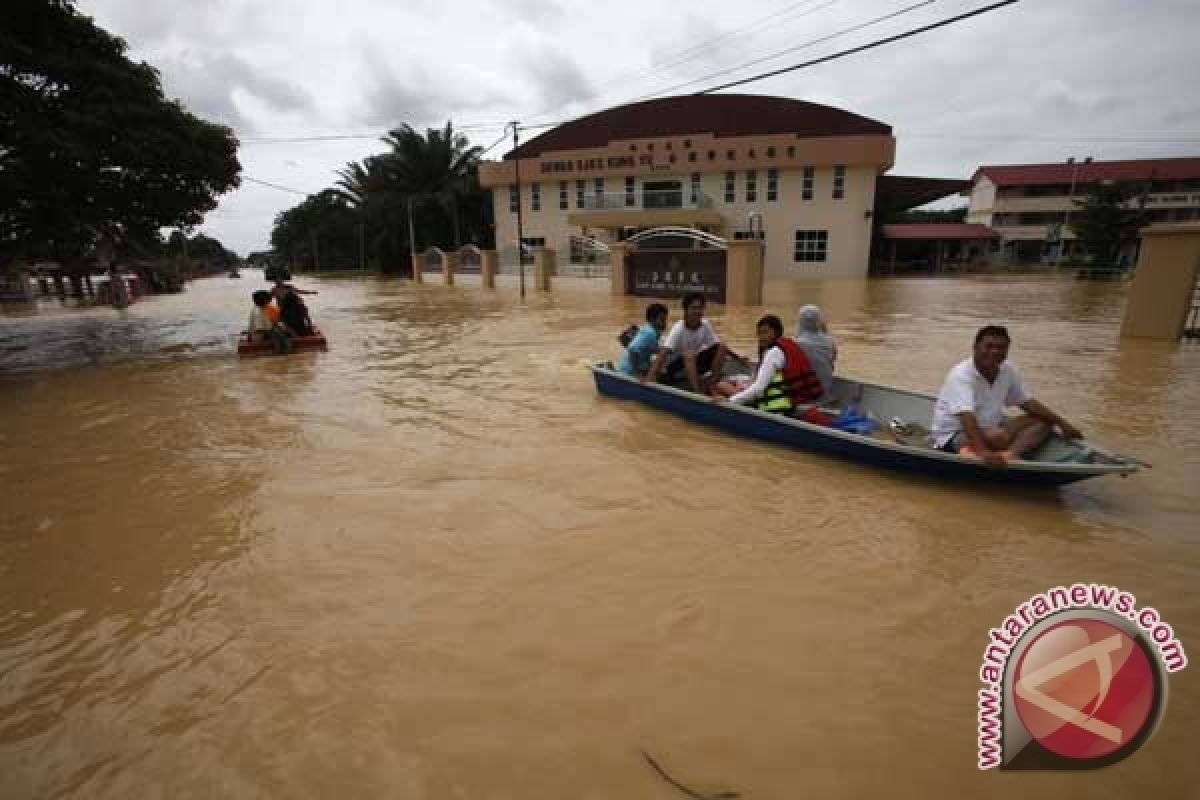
top-left (794, 304), bottom-right (838, 401)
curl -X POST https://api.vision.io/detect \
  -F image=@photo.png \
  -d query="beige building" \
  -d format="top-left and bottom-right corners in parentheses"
top-left (966, 157), bottom-right (1200, 263)
top-left (478, 94), bottom-right (897, 278)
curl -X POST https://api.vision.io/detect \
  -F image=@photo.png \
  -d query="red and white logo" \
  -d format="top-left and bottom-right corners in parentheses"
top-left (1012, 619), bottom-right (1155, 761)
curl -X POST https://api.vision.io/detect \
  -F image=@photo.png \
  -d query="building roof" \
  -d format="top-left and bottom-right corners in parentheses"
top-left (875, 175), bottom-right (970, 214)
top-left (881, 223), bottom-right (999, 240)
top-left (971, 157), bottom-right (1200, 187)
top-left (506, 94), bottom-right (891, 159)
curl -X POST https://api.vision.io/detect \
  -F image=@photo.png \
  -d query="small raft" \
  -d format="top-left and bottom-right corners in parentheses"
top-left (237, 329), bottom-right (328, 357)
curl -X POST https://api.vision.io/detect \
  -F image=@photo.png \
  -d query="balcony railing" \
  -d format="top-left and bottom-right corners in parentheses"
top-left (578, 189), bottom-right (714, 211)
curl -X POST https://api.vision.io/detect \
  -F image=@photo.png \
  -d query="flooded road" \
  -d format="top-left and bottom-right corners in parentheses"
top-left (2, 273), bottom-right (1198, 798)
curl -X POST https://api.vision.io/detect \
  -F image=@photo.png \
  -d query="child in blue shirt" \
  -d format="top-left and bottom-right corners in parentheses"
top-left (618, 302), bottom-right (669, 377)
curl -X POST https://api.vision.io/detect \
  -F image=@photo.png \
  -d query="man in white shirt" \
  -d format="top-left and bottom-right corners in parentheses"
top-left (931, 325), bottom-right (1081, 466)
top-left (642, 292), bottom-right (728, 393)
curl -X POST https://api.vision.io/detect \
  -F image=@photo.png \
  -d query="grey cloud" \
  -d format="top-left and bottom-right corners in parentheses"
top-left (521, 48), bottom-right (593, 113)
top-left (356, 48), bottom-right (512, 131)
top-left (156, 50), bottom-right (312, 133)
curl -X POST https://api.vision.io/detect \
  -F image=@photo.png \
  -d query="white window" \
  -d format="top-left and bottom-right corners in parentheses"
top-left (833, 165), bottom-right (846, 200)
top-left (724, 171), bottom-right (735, 203)
top-left (745, 169), bottom-right (757, 203)
top-left (625, 176), bottom-right (635, 207)
top-left (594, 177), bottom-right (604, 199)
top-left (531, 182), bottom-right (541, 211)
top-left (767, 168), bottom-right (779, 202)
top-left (508, 184), bottom-right (518, 213)
top-left (575, 179), bottom-right (585, 208)
top-left (689, 172), bottom-right (701, 204)
top-left (794, 230), bottom-right (828, 263)
top-left (558, 181), bottom-right (568, 210)
top-left (802, 167), bottom-right (814, 201)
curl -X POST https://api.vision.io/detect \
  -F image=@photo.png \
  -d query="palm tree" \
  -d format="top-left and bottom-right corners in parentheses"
top-left (383, 122), bottom-right (483, 248)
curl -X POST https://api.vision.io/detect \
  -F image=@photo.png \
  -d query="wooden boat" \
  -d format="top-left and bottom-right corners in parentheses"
top-left (237, 329), bottom-right (327, 357)
top-left (589, 361), bottom-right (1141, 487)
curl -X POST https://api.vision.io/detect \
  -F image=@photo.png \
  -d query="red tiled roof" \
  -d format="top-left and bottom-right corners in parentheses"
top-left (972, 158), bottom-right (1200, 187)
top-left (881, 224), bottom-right (999, 240)
top-left (506, 94), bottom-right (891, 159)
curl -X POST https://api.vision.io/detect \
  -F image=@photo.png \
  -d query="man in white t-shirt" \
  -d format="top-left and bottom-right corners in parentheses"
top-left (931, 325), bottom-right (1081, 466)
top-left (642, 292), bottom-right (728, 393)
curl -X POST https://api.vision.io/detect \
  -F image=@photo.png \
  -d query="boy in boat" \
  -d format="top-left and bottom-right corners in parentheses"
top-left (641, 292), bottom-right (729, 393)
top-left (712, 314), bottom-right (824, 414)
top-left (931, 325), bottom-right (1081, 466)
top-left (618, 302), bottom-right (668, 378)
top-left (248, 290), bottom-right (293, 354)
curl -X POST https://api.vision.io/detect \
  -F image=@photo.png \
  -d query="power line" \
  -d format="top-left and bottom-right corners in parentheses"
top-left (585, 0), bottom-right (839, 97)
top-left (241, 176), bottom-right (314, 195)
top-left (238, 122), bottom-right (513, 145)
top-left (697, 0), bottom-right (1019, 94)
top-left (633, 0), bottom-right (939, 102)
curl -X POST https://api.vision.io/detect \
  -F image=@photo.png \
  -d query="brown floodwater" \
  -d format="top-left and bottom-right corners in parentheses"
top-left (1, 272), bottom-right (1198, 798)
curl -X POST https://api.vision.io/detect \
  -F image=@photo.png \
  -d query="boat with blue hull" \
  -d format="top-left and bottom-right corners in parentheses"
top-left (589, 362), bottom-right (1140, 487)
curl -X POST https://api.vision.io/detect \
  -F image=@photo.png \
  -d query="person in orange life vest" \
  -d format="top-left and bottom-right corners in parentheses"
top-left (248, 290), bottom-right (293, 354)
top-left (712, 314), bottom-right (823, 413)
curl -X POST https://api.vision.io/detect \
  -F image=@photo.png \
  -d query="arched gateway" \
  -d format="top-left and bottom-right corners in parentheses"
top-left (622, 226), bottom-right (729, 304)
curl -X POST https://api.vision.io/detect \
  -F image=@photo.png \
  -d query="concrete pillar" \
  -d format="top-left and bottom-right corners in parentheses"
top-left (441, 251), bottom-right (456, 286)
top-left (1121, 223), bottom-right (1200, 340)
top-left (725, 240), bottom-right (765, 306)
top-left (480, 250), bottom-right (497, 289)
top-left (411, 254), bottom-right (424, 284)
top-left (533, 248), bottom-right (554, 291)
top-left (609, 243), bottom-right (630, 296)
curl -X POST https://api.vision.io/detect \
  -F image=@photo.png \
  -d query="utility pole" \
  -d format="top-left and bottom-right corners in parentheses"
top-left (358, 222), bottom-right (366, 272)
top-left (511, 121), bottom-right (526, 302)
top-left (407, 196), bottom-right (417, 279)
top-left (1056, 155), bottom-right (1091, 266)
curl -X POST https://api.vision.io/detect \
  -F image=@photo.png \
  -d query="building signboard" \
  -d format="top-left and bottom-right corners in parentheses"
top-left (627, 249), bottom-right (726, 304)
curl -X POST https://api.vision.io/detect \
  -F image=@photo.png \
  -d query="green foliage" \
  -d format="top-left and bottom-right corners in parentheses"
top-left (1068, 181), bottom-right (1150, 269)
top-left (273, 121), bottom-right (493, 275)
top-left (270, 190), bottom-right (360, 269)
top-left (0, 0), bottom-right (241, 268)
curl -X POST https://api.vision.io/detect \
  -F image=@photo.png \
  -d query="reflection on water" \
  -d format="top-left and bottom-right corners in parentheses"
top-left (1, 272), bottom-right (1198, 798)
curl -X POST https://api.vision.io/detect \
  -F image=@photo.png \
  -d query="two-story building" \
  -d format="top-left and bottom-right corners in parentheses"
top-left (965, 157), bottom-right (1200, 264)
top-left (478, 94), bottom-right (898, 278)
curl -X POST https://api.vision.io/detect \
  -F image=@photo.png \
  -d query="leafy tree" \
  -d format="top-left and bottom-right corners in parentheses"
top-left (0, 0), bottom-right (241, 271)
top-left (269, 190), bottom-right (359, 270)
top-left (1069, 181), bottom-right (1150, 269)
top-left (384, 122), bottom-right (483, 249)
top-left (270, 121), bottom-right (494, 276)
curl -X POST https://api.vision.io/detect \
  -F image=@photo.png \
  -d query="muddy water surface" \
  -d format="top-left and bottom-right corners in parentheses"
top-left (1, 273), bottom-right (1198, 798)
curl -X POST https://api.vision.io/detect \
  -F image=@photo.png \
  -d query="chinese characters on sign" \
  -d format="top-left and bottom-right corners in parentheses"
top-left (627, 250), bottom-right (726, 303)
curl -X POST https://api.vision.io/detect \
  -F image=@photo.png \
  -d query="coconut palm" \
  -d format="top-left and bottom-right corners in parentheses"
top-left (383, 122), bottom-right (483, 248)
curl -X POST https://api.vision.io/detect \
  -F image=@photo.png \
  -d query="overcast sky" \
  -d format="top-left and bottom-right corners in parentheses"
top-left (77, 0), bottom-right (1200, 255)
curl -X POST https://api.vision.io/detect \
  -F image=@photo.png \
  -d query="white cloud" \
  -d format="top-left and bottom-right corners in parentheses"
top-left (74, 0), bottom-right (1200, 255)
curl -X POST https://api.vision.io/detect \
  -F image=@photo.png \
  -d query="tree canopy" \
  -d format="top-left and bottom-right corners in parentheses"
top-left (271, 121), bottom-right (492, 274)
top-left (0, 0), bottom-right (242, 269)
top-left (1068, 181), bottom-right (1150, 269)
